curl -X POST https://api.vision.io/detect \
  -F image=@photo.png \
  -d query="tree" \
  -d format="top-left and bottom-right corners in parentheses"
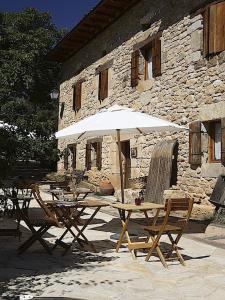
top-left (0, 8), bottom-right (65, 178)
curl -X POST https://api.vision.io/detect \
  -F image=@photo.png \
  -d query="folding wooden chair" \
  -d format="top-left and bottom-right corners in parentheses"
top-left (17, 184), bottom-right (63, 254)
top-left (144, 197), bottom-right (193, 268)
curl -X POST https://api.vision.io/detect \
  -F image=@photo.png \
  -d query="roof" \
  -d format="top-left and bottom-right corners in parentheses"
top-left (47, 0), bottom-right (139, 63)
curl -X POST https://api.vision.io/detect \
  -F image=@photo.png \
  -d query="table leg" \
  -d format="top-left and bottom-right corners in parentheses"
top-left (116, 210), bottom-right (132, 252)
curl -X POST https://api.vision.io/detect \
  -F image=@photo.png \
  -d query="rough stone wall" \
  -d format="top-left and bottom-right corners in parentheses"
top-left (57, 0), bottom-right (225, 210)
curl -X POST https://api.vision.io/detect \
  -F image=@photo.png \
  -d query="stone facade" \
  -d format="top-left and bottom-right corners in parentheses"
top-left (57, 0), bottom-right (225, 212)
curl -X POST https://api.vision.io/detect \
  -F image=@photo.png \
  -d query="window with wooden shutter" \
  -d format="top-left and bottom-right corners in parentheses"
top-left (152, 37), bottom-right (161, 77)
top-left (98, 69), bottom-right (108, 101)
top-left (189, 121), bottom-right (202, 167)
top-left (96, 142), bottom-right (102, 171)
top-left (73, 81), bottom-right (82, 112)
top-left (131, 50), bottom-right (139, 87)
top-left (85, 143), bottom-right (92, 170)
top-left (221, 118), bottom-right (225, 164)
top-left (203, 1), bottom-right (225, 56)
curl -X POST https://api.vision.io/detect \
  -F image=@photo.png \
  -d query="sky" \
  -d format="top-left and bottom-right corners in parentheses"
top-left (0, 0), bottom-right (100, 30)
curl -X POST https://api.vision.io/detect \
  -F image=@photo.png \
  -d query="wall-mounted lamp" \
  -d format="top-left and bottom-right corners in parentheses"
top-left (50, 89), bottom-right (59, 100)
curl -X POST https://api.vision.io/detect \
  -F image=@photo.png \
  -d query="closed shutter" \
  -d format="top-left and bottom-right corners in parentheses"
top-left (152, 37), bottom-right (161, 77)
top-left (189, 121), bottom-right (202, 167)
top-left (99, 69), bottom-right (108, 101)
top-left (131, 50), bottom-right (139, 87)
top-left (203, 6), bottom-right (210, 57)
top-left (221, 118), bottom-right (225, 164)
top-left (85, 143), bottom-right (92, 170)
top-left (96, 142), bottom-right (102, 171)
top-left (207, 2), bottom-right (225, 55)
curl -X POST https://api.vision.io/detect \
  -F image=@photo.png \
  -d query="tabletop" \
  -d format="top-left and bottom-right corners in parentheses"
top-left (76, 199), bottom-right (109, 208)
top-left (110, 202), bottom-right (164, 211)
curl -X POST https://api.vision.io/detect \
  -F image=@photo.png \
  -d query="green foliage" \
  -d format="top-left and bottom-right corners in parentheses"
top-left (0, 8), bottom-right (65, 178)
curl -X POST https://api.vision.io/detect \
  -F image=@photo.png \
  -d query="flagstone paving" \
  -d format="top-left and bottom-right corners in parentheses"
top-left (0, 192), bottom-right (225, 299)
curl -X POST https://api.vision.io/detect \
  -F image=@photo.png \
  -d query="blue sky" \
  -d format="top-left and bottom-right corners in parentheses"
top-left (0, 0), bottom-right (100, 30)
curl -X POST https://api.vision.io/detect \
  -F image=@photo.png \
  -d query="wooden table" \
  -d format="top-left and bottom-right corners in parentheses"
top-left (47, 199), bottom-right (109, 255)
top-left (111, 202), bottom-right (164, 259)
top-left (49, 188), bottom-right (92, 201)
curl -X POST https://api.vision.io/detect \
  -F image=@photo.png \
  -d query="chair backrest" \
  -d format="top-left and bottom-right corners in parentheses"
top-left (31, 184), bottom-right (61, 226)
top-left (163, 197), bottom-right (194, 229)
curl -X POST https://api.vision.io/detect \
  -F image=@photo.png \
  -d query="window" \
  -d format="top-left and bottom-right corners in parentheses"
top-left (131, 36), bottom-right (161, 87)
top-left (144, 46), bottom-right (153, 80)
top-left (85, 140), bottom-right (102, 170)
top-left (203, 1), bottom-right (225, 56)
top-left (68, 144), bottom-right (77, 170)
top-left (63, 148), bottom-right (69, 171)
top-left (73, 81), bottom-right (82, 112)
top-left (98, 69), bottom-right (108, 101)
top-left (189, 119), bottom-right (225, 168)
top-left (209, 121), bottom-right (221, 162)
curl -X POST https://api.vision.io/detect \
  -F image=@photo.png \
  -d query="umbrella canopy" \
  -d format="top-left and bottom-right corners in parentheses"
top-left (56, 105), bottom-right (185, 139)
top-left (55, 105), bottom-right (186, 205)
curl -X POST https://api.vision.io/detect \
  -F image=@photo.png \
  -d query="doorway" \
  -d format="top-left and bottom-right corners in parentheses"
top-left (121, 140), bottom-right (131, 188)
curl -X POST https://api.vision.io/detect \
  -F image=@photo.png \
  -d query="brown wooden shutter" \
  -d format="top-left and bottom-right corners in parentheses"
top-left (221, 118), bottom-right (225, 164)
top-left (75, 81), bottom-right (82, 111)
top-left (85, 143), bottom-right (92, 170)
top-left (73, 81), bottom-right (82, 112)
top-left (96, 142), bottom-right (102, 171)
top-left (152, 37), bottom-right (161, 77)
top-left (72, 86), bottom-right (76, 111)
top-left (99, 69), bottom-right (108, 101)
top-left (203, 6), bottom-right (210, 57)
top-left (189, 121), bottom-right (202, 167)
top-left (208, 2), bottom-right (225, 55)
top-left (131, 50), bottom-right (139, 87)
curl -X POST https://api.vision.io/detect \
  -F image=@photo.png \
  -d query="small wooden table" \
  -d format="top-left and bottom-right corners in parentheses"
top-left (48, 199), bottom-right (109, 255)
top-left (111, 202), bottom-right (164, 258)
top-left (49, 188), bottom-right (92, 201)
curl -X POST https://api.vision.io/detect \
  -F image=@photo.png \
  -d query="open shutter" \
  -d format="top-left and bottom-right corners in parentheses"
top-left (75, 81), bottom-right (82, 111)
top-left (189, 121), bottom-right (202, 167)
top-left (131, 50), bottom-right (139, 87)
top-left (221, 118), bottom-right (225, 164)
top-left (152, 37), bottom-right (161, 77)
top-left (203, 6), bottom-right (210, 57)
top-left (72, 86), bottom-right (76, 111)
top-left (208, 2), bottom-right (225, 55)
top-left (99, 69), bottom-right (108, 101)
top-left (85, 143), bottom-right (92, 170)
top-left (96, 142), bottom-right (102, 171)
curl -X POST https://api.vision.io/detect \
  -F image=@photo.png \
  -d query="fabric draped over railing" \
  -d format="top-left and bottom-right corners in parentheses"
top-left (145, 139), bottom-right (178, 204)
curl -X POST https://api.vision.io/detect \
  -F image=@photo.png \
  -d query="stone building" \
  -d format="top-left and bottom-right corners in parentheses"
top-left (47, 0), bottom-right (225, 214)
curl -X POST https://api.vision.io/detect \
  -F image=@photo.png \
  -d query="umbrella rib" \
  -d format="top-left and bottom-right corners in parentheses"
top-left (78, 132), bottom-right (86, 140)
top-left (137, 128), bottom-right (143, 134)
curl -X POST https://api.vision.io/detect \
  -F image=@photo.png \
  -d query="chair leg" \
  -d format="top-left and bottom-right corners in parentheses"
top-left (18, 225), bottom-right (52, 255)
top-left (167, 233), bottom-right (185, 266)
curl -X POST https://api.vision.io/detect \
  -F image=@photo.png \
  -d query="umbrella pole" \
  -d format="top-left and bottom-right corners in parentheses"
top-left (117, 129), bottom-right (125, 204)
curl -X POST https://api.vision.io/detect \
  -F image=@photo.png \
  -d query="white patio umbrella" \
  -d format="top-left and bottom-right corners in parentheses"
top-left (56, 104), bottom-right (186, 203)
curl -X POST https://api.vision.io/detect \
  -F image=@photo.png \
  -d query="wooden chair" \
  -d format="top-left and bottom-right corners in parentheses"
top-left (17, 184), bottom-right (63, 254)
top-left (144, 197), bottom-right (193, 268)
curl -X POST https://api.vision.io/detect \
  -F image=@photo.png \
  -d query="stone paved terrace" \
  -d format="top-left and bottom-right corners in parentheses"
top-left (0, 190), bottom-right (225, 299)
